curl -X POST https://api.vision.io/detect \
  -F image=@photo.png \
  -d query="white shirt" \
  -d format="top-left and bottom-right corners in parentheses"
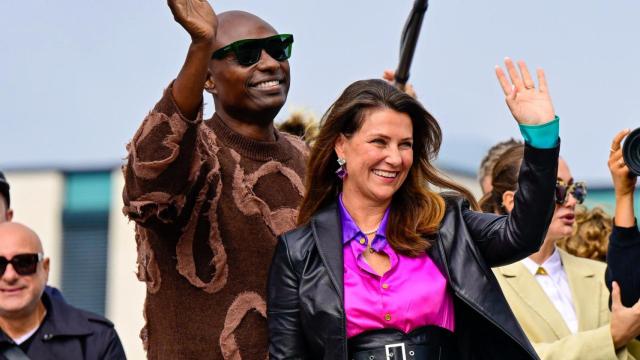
top-left (12, 325), bottom-right (40, 345)
top-left (521, 248), bottom-right (579, 334)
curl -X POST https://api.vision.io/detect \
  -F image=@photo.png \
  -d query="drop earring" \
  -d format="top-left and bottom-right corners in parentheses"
top-left (336, 158), bottom-right (347, 179)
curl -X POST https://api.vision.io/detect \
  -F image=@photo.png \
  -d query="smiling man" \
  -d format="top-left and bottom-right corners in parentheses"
top-left (0, 222), bottom-right (125, 359)
top-left (122, 0), bottom-right (307, 358)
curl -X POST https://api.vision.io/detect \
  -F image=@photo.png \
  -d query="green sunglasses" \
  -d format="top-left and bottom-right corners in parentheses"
top-left (211, 34), bottom-right (294, 66)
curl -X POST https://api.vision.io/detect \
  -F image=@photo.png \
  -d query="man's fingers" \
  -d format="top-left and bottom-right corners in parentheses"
top-left (505, 57), bottom-right (525, 91)
top-left (611, 129), bottom-right (631, 152)
top-left (383, 69), bottom-right (394, 81)
top-left (518, 60), bottom-right (535, 90)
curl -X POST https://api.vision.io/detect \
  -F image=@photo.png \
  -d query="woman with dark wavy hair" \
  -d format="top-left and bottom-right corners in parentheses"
top-left (268, 59), bottom-right (560, 360)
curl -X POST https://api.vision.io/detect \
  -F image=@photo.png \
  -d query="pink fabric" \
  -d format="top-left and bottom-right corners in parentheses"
top-left (339, 196), bottom-right (455, 338)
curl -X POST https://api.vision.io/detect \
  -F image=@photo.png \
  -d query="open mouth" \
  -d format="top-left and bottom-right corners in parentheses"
top-left (372, 169), bottom-right (398, 179)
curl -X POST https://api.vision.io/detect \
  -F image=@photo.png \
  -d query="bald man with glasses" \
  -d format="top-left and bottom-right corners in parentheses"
top-left (0, 223), bottom-right (125, 359)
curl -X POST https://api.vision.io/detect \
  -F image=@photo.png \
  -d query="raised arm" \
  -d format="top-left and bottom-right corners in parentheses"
top-left (606, 130), bottom-right (640, 308)
top-left (169, 0), bottom-right (218, 120)
top-left (122, 0), bottom-right (218, 227)
top-left (466, 58), bottom-right (559, 266)
top-left (608, 129), bottom-right (637, 228)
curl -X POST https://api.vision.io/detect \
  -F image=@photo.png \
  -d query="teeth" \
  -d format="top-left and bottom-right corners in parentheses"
top-left (373, 170), bottom-right (397, 178)
top-left (255, 80), bottom-right (279, 88)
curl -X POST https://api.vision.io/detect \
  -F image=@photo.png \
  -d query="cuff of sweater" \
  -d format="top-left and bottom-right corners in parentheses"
top-left (153, 80), bottom-right (204, 125)
top-left (519, 116), bottom-right (560, 149)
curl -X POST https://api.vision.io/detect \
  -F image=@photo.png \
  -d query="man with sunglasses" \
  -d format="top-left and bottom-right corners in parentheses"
top-left (0, 222), bottom-right (125, 359)
top-left (123, 0), bottom-right (307, 358)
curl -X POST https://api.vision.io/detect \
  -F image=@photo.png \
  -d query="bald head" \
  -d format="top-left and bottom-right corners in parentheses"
top-left (214, 11), bottom-right (278, 50)
top-left (0, 222), bottom-right (42, 255)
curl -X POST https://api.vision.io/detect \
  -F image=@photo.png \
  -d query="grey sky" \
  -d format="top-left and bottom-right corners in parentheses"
top-left (2, 1), bottom-right (639, 186)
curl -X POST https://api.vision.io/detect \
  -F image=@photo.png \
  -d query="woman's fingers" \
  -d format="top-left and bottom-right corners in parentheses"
top-left (495, 66), bottom-right (513, 96)
top-left (505, 57), bottom-right (525, 91)
top-left (518, 60), bottom-right (535, 90)
top-left (612, 282), bottom-right (622, 310)
top-left (611, 129), bottom-right (631, 152)
top-left (537, 68), bottom-right (548, 93)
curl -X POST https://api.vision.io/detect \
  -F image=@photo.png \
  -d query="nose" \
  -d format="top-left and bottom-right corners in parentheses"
top-left (385, 146), bottom-right (403, 167)
top-left (564, 191), bottom-right (578, 208)
top-left (1, 263), bottom-right (19, 283)
top-left (256, 49), bottom-right (280, 71)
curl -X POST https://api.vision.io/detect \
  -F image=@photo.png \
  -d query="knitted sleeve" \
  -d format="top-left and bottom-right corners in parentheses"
top-left (122, 81), bottom-right (206, 227)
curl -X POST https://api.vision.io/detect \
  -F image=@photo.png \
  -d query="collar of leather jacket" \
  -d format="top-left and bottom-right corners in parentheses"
top-left (307, 195), bottom-right (538, 359)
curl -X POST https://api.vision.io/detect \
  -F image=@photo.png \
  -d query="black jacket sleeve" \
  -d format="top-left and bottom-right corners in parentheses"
top-left (267, 234), bottom-right (308, 359)
top-left (606, 222), bottom-right (640, 308)
top-left (464, 144), bottom-right (559, 267)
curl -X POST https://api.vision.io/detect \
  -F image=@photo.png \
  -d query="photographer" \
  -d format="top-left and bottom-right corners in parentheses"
top-left (606, 129), bottom-right (640, 320)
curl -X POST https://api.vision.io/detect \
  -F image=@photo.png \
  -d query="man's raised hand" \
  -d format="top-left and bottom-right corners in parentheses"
top-left (168, 0), bottom-right (218, 43)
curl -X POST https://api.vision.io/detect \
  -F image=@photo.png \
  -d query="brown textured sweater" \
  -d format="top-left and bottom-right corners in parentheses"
top-left (123, 84), bottom-right (307, 359)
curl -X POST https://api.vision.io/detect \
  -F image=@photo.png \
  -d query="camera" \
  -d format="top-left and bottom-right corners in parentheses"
top-left (623, 127), bottom-right (640, 176)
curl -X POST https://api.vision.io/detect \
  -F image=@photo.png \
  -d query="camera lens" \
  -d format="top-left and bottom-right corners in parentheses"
top-left (622, 127), bottom-right (640, 176)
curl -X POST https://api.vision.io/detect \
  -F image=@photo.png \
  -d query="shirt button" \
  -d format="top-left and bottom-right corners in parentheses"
top-left (359, 238), bottom-right (366, 245)
top-left (382, 283), bottom-right (389, 289)
top-left (384, 313), bottom-right (392, 321)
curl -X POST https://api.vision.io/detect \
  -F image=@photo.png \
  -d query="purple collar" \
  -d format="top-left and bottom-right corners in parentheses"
top-left (338, 194), bottom-right (390, 252)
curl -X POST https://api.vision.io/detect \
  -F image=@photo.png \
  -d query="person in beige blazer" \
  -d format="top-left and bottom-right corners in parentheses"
top-left (480, 144), bottom-right (640, 360)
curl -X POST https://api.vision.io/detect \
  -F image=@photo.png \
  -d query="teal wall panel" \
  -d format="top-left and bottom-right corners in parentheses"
top-left (65, 171), bottom-right (111, 211)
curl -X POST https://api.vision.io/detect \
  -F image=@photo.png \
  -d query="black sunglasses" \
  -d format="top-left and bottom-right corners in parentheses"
top-left (211, 34), bottom-right (294, 66)
top-left (0, 253), bottom-right (43, 276)
top-left (555, 181), bottom-right (587, 205)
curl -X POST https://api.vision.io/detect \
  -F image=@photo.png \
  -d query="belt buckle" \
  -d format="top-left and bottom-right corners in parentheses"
top-left (384, 342), bottom-right (407, 360)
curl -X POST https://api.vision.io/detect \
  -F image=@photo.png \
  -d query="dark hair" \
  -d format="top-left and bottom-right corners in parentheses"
top-left (297, 79), bottom-right (477, 256)
top-left (478, 138), bottom-right (523, 188)
top-left (0, 171), bottom-right (10, 208)
top-left (478, 145), bottom-right (524, 214)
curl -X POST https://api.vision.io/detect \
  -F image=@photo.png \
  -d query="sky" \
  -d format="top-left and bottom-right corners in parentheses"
top-left (2, 1), bottom-right (640, 186)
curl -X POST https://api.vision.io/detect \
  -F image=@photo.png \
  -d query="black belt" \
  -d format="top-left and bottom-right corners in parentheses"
top-left (348, 325), bottom-right (457, 360)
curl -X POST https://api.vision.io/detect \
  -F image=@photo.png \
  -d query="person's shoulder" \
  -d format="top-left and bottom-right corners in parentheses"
top-left (440, 191), bottom-right (471, 212)
top-left (46, 294), bottom-right (114, 329)
top-left (560, 248), bottom-right (606, 275)
top-left (279, 221), bottom-right (313, 245)
top-left (79, 309), bottom-right (116, 329)
top-left (279, 131), bottom-right (309, 157)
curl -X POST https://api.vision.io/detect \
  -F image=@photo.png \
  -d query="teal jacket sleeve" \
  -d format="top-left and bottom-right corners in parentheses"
top-left (518, 116), bottom-right (560, 149)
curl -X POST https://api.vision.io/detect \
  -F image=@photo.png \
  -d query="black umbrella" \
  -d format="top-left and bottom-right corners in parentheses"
top-left (394, 0), bottom-right (429, 91)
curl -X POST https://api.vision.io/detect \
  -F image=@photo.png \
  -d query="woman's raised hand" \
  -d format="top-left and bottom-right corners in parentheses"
top-left (495, 58), bottom-right (555, 126)
top-left (168, 0), bottom-right (218, 43)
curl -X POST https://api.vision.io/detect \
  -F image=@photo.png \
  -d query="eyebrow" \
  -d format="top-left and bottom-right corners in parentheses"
top-left (368, 134), bottom-right (413, 141)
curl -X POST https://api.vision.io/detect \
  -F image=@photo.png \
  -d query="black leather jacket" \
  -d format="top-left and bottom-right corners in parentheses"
top-left (268, 144), bottom-right (559, 360)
